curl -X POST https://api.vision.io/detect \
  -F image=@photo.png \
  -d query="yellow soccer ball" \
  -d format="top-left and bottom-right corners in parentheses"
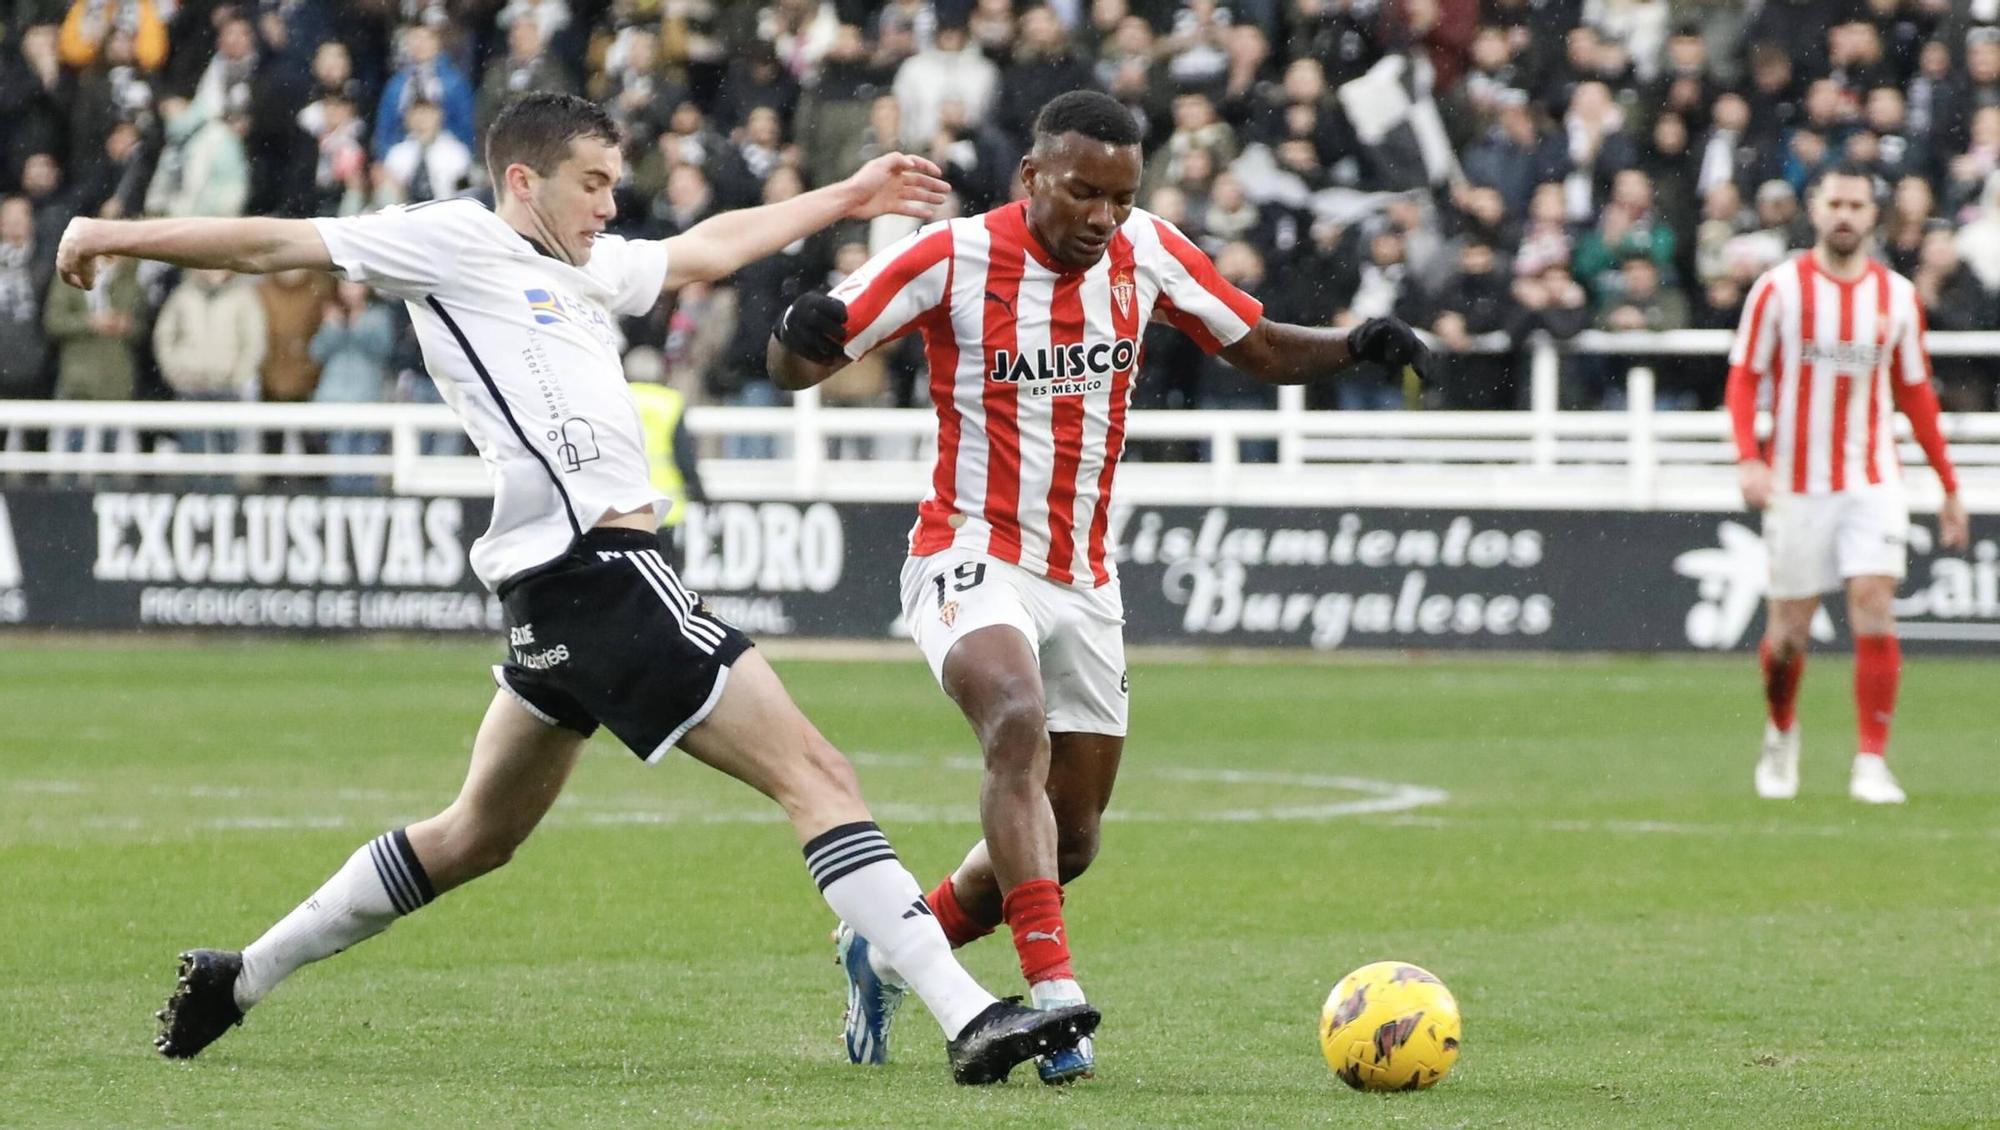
top-left (1318, 961), bottom-right (1462, 1091)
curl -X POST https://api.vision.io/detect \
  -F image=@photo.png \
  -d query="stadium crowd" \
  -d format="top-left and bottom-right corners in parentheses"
top-left (2, 0), bottom-right (1999, 462)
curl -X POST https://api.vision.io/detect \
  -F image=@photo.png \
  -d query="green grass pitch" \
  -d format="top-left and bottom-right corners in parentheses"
top-left (2, 640), bottom-right (1997, 1127)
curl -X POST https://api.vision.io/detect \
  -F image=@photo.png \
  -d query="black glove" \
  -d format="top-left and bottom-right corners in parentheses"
top-left (773, 292), bottom-right (849, 365)
top-left (1348, 316), bottom-right (1434, 381)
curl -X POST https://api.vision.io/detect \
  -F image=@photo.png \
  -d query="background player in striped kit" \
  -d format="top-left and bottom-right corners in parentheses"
top-left (768, 90), bottom-right (1433, 1081)
top-left (1727, 163), bottom-right (1970, 804)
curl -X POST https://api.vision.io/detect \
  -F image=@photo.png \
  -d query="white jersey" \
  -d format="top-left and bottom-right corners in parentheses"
top-left (312, 201), bottom-right (670, 590)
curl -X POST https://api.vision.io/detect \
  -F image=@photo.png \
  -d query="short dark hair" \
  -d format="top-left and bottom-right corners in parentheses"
top-left (1032, 91), bottom-right (1141, 149)
top-left (1810, 160), bottom-right (1880, 198)
top-left (486, 91), bottom-right (621, 184)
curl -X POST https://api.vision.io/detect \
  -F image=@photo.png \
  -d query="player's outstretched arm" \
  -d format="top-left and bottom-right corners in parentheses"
top-left (661, 154), bottom-right (948, 291)
top-left (1220, 316), bottom-right (1434, 386)
top-left (56, 216), bottom-right (333, 289)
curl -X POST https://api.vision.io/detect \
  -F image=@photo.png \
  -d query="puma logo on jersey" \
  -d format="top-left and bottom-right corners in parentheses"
top-left (984, 290), bottom-right (1015, 314)
top-left (1024, 927), bottom-right (1064, 946)
top-left (988, 339), bottom-right (1139, 385)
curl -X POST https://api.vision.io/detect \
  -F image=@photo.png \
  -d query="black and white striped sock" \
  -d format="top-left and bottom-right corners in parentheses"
top-left (235, 829), bottom-right (437, 1009)
top-left (805, 822), bottom-right (994, 1038)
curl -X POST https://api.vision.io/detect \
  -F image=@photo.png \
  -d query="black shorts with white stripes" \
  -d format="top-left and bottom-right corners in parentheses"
top-left (492, 527), bottom-right (751, 762)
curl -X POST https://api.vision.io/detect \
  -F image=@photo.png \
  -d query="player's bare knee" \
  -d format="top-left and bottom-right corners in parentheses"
top-left (970, 683), bottom-right (1048, 765)
top-left (1055, 828), bottom-right (1100, 883)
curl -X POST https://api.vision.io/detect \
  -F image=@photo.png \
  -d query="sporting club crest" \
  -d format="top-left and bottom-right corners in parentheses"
top-left (1111, 270), bottom-right (1134, 318)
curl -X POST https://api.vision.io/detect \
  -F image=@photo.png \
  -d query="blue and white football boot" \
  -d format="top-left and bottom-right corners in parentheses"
top-left (1032, 980), bottom-right (1095, 1084)
top-left (834, 922), bottom-right (906, 1064)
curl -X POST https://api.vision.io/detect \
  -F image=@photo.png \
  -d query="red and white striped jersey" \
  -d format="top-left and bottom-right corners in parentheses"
top-left (1727, 252), bottom-right (1932, 494)
top-left (831, 200), bottom-right (1264, 587)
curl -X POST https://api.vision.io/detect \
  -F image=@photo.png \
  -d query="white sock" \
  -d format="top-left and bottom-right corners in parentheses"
top-left (805, 821), bottom-right (995, 1038)
top-left (1031, 977), bottom-right (1085, 1007)
top-left (235, 829), bottom-right (436, 1010)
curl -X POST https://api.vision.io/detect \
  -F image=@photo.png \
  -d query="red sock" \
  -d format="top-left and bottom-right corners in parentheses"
top-left (924, 875), bottom-right (994, 950)
top-left (1854, 634), bottom-right (1901, 757)
top-left (1001, 878), bottom-right (1074, 986)
top-left (1760, 638), bottom-right (1805, 732)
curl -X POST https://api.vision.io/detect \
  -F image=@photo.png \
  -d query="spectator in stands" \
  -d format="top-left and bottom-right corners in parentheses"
top-left (258, 268), bottom-right (333, 405)
top-left (303, 93), bottom-right (369, 216)
top-left (69, 27), bottom-right (157, 162)
top-left (1883, 174), bottom-right (1937, 276)
top-left (894, 16), bottom-right (997, 147)
top-left (1906, 37), bottom-right (1955, 149)
top-left (1, 28), bottom-right (70, 183)
top-left (715, 166), bottom-right (826, 412)
top-left (1560, 81), bottom-right (1638, 221)
top-left (193, 11), bottom-right (260, 121)
top-left (44, 255), bottom-right (145, 410)
top-left (1694, 91), bottom-right (1762, 201)
top-left (311, 279), bottom-right (396, 491)
top-left (1423, 237), bottom-right (1517, 409)
top-left (594, 19), bottom-right (678, 146)
top-left (0, 197), bottom-right (52, 400)
top-left (1597, 252), bottom-right (1688, 332)
top-left (927, 98), bottom-right (1016, 213)
top-left (1640, 23), bottom-right (1716, 136)
top-left (714, 40), bottom-right (800, 132)
top-left (373, 24), bottom-right (475, 159)
top-left (144, 95), bottom-right (250, 218)
top-left (1507, 260), bottom-right (1591, 402)
top-left (1143, 91), bottom-right (1237, 199)
top-left (1944, 27), bottom-right (2000, 157)
top-left (1572, 167), bottom-right (1676, 297)
top-left (1693, 178), bottom-right (1749, 285)
top-left (1198, 239), bottom-right (1282, 459)
top-left (57, 0), bottom-right (168, 72)
top-left (479, 19), bottom-right (575, 142)
top-left (152, 268), bottom-right (265, 457)
top-left (1462, 89), bottom-right (1569, 219)
top-left (641, 162), bottom-right (716, 241)
top-left (1953, 171), bottom-right (2000, 293)
top-left (1329, 226), bottom-right (1423, 410)
top-left (380, 99), bottom-right (474, 204)
top-left (997, 6), bottom-right (1099, 147)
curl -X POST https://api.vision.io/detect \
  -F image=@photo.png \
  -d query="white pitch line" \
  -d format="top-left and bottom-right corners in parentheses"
top-left (1373, 812), bottom-right (2000, 842)
top-left (4, 754), bottom-right (1451, 831)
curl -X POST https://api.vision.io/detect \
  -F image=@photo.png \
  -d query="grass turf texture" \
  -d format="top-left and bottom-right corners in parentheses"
top-left (2, 640), bottom-right (1997, 1128)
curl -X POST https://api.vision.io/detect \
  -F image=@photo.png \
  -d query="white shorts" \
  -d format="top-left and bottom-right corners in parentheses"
top-left (899, 547), bottom-right (1129, 736)
top-left (1763, 485), bottom-right (1909, 600)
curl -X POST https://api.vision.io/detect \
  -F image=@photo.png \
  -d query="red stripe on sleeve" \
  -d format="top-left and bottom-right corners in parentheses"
top-left (844, 228), bottom-right (953, 347)
top-left (1039, 271), bottom-right (1088, 584)
top-left (1151, 217), bottom-right (1264, 328)
top-left (1726, 275), bottom-right (1777, 462)
top-left (1087, 233), bottom-right (1141, 586)
top-left (980, 209), bottom-right (1028, 565)
top-left (1792, 256), bottom-right (1817, 494)
top-left (1892, 296), bottom-right (1960, 494)
top-left (911, 251), bottom-right (962, 555)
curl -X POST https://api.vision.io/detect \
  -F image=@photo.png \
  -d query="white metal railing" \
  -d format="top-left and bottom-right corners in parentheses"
top-left (3, 331), bottom-right (1995, 511)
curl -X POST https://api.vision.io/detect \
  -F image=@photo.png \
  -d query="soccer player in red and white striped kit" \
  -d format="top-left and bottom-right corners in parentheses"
top-left (1726, 163), bottom-right (1970, 804)
top-left (769, 90), bottom-right (1432, 1080)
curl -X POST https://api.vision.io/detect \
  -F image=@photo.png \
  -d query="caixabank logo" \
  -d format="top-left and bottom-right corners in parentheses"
top-left (1675, 518), bottom-right (2000, 649)
top-left (0, 495), bottom-right (24, 623)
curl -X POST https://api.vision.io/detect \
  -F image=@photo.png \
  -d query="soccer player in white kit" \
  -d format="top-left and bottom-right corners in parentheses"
top-left (57, 92), bottom-right (1096, 1082)
top-left (1726, 163), bottom-right (1970, 804)
top-left (768, 91), bottom-right (1433, 1081)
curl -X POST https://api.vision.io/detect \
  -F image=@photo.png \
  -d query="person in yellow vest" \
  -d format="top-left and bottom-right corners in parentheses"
top-left (625, 345), bottom-right (706, 565)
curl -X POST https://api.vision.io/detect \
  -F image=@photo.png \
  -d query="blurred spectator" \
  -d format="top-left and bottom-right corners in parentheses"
top-left (1507, 260), bottom-right (1592, 405)
top-left (1596, 253), bottom-right (1688, 331)
top-left (1198, 240), bottom-right (1279, 459)
top-left (1164, 0), bottom-right (1233, 90)
top-left (1462, 89), bottom-right (1569, 219)
top-left (17, 155), bottom-right (75, 270)
top-left (58, 0), bottom-right (168, 72)
top-left (0, 197), bottom-right (52, 400)
top-left (1694, 91), bottom-right (1763, 200)
top-left (641, 162), bottom-right (716, 241)
top-left (714, 41), bottom-right (800, 132)
top-left (302, 94), bottom-right (369, 215)
top-left (479, 20), bottom-right (576, 142)
top-left (380, 100), bottom-right (474, 204)
top-left (1143, 91), bottom-right (1236, 199)
top-left (1328, 226), bottom-right (1424, 410)
top-left (1, 27), bottom-right (70, 180)
top-left (45, 256), bottom-right (145, 404)
top-left (1692, 179), bottom-right (1748, 285)
top-left (1954, 172), bottom-right (2000, 292)
top-left (194, 11), bottom-right (260, 121)
top-left (1560, 81), bottom-right (1637, 222)
top-left (928, 99), bottom-right (1015, 213)
top-left (1421, 238), bottom-right (1517, 409)
top-left (894, 17), bottom-right (998, 147)
top-left (1882, 175), bottom-right (1937, 276)
top-left (259, 269), bottom-right (334, 407)
top-left (797, 24), bottom-right (891, 189)
top-left (311, 279), bottom-right (396, 491)
top-left (373, 24), bottom-right (475, 159)
top-left (593, 20), bottom-right (677, 145)
top-left (152, 268), bottom-right (265, 458)
top-left (69, 27), bottom-right (157, 163)
top-left (1512, 180), bottom-right (1574, 277)
top-left (1572, 168), bottom-right (1676, 297)
top-left (715, 166), bottom-right (825, 404)
top-left (144, 95), bottom-right (251, 218)
top-left (998, 6), bottom-right (1099, 147)
top-left (1914, 226), bottom-right (1999, 411)
top-left (763, 0), bottom-right (841, 82)
top-left (969, 0), bottom-right (1018, 57)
